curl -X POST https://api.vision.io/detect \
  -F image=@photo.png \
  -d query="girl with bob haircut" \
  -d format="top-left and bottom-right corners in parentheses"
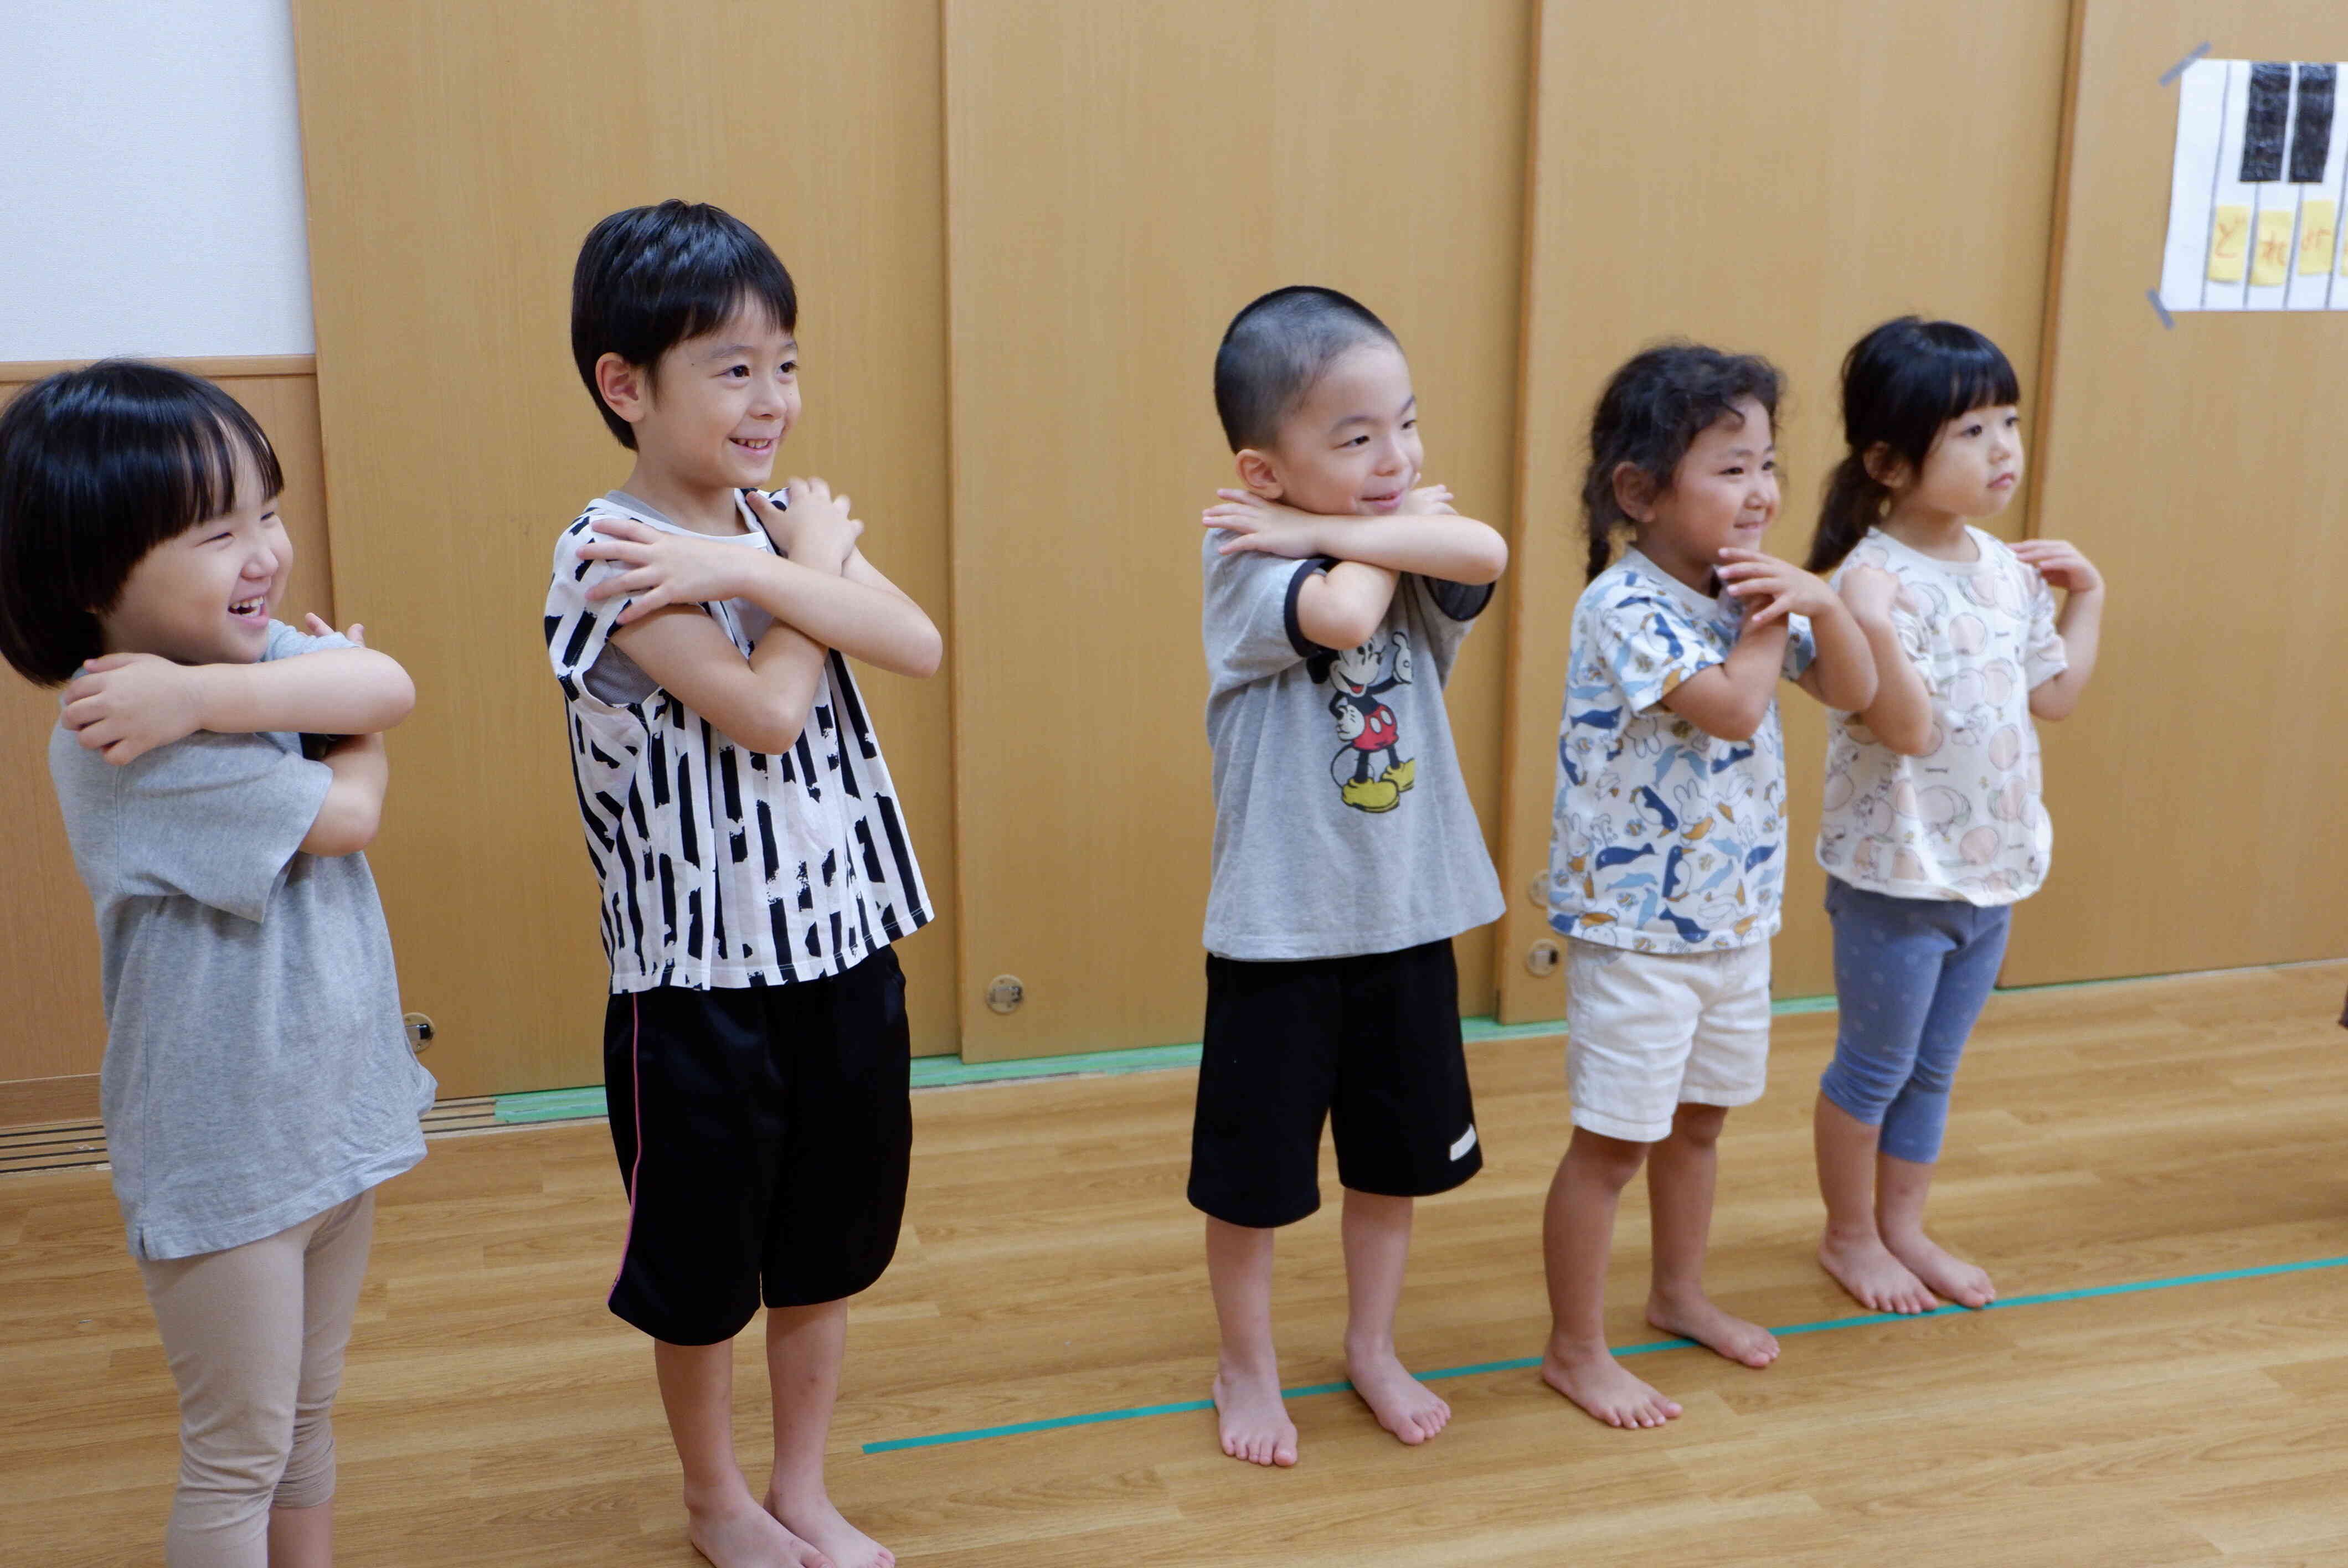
top-left (0, 360), bottom-right (432, 1566)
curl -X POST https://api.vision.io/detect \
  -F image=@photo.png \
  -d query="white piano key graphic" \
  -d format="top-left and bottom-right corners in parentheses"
top-left (2203, 60), bottom-right (2257, 310)
top-left (2289, 65), bottom-right (2347, 310)
top-left (2243, 62), bottom-right (2301, 310)
top-left (2160, 56), bottom-right (2228, 313)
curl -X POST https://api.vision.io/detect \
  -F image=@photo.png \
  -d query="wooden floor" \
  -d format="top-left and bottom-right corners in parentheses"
top-left (6, 962), bottom-right (2348, 1566)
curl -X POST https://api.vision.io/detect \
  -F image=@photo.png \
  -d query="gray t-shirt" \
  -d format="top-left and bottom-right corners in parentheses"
top-left (48, 621), bottom-right (434, 1260)
top-left (1201, 537), bottom-right (1506, 960)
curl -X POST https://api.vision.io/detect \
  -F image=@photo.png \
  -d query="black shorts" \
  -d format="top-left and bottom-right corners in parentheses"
top-left (603, 948), bottom-right (912, 1345)
top-left (1187, 937), bottom-right (1482, 1229)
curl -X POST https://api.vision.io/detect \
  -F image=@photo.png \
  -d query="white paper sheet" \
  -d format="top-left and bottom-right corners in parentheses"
top-left (2159, 58), bottom-right (2348, 312)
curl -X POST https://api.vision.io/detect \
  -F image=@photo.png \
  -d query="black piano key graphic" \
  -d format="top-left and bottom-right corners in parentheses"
top-left (2242, 61), bottom-right (2291, 182)
top-left (2293, 64), bottom-right (2337, 184)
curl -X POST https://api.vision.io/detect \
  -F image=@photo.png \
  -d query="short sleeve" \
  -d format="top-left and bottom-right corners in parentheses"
top-left (115, 731), bottom-right (331, 924)
top-left (1780, 611), bottom-right (1817, 681)
top-left (546, 514), bottom-right (635, 703)
top-left (1201, 537), bottom-right (1332, 688)
top-left (2021, 562), bottom-right (2069, 689)
top-left (1585, 587), bottom-right (1717, 714)
top-left (263, 621), bottom-right (354, 662)
top-left (1402, 574), bottom-right (1492, 679)
top-left (1836, 547), bottom-right (1935, 701)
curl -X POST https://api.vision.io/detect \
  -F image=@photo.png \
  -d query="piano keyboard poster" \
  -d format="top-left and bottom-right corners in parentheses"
top-left (2160, 59), bottom-right (2348, 312)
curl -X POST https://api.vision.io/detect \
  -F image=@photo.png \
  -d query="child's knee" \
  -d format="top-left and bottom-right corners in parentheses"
top-left (1667, 1102), bottom-right (1729, 1147)
top-left (273, 1412), bottom-right (336, 1510)
top-left (1818, 1054), bottom-right (1900, 1127)
top-left (178, 1413), bottom-right (295, 1524)
top-left (1567, 1128), bottom-right (1647, 1188)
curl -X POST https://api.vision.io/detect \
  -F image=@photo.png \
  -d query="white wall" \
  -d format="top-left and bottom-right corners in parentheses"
top-left (0, 0), bottom-right (314, 360)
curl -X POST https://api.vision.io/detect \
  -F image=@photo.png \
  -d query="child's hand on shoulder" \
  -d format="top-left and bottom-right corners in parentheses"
top-left (1716, 548), bottom-right (1837, 629)
top-left (1837, 564), bottom-right (1902, 623)
top-left (62, 653), bottom-right (209, 765)
top-left (302, 613), bottom-right (367, 647)
top-left (1203, 491), bottom-right (1328, 558)
top-left (753, 479), bottom-right (863, 574)
top-left (1399, 483), bottom-right (1456, 515)
top-left (2008, 538), bottom-right (2103, 596)
top-left (580, 517), bottom-right (758, 622)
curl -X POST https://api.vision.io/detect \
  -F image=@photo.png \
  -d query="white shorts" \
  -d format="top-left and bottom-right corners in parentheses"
top-left (1565, 938), bottom-right (1772, 1143)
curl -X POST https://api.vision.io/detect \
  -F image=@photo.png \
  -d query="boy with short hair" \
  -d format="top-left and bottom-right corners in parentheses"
top-left (547, 199), bottom-right (941, 1568)
top-left (1192, 285), bottom-right (1509, 1467)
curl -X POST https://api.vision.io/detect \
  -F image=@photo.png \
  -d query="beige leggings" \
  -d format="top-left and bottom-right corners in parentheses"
top-left (135, 1189), bottom-right (376, 1567)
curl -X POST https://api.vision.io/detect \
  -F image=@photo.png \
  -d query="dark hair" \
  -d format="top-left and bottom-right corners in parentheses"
top-left (1580, 343), bottom-right (1783, 581)
top-left (0, 361), bottom-right (285, 687)
top-left (571, 199), bottom-right (799, 448)
top-left (1809, 316), bottom-right (2020, 573)
top-left (1212, 286), bottom-right (1400, 452)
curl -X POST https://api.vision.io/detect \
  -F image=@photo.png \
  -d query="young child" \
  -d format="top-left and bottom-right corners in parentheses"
top-left (1543, 344), bottom-right (1877, 1429)
top-left (1192, 285), bottom-right (1508, 1467)
top-left (546, 200), bottom-right (941, 1568)
top-left (1805, 317), bottom-right (2103, 1315)
top-left (0, 361), bottom-right (433, 1565)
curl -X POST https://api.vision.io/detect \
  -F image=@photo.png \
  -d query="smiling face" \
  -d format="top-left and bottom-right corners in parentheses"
top-left (602, 298), bottom-right (801, 501)
top-left (1903, 402), bottom-right (2024, 519)
top-left (1245, 341), bottom-right (1423, 516)
top-left (1630, 396), bottom-right (1778, 585)
top-left (97, 439), bottom-right (289, 666)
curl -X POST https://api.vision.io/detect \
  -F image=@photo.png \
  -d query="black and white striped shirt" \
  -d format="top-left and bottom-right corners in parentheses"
top-left (545, 492), bottom-right (931, 993)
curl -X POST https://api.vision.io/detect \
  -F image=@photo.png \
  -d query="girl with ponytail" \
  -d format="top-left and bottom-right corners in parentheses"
top-left (1538, 345), bottom-right (1877, 1428)
top-left (1806, 317), bottom-right (2107, 1320)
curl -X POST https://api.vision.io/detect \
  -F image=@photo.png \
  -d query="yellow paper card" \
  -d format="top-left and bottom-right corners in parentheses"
top-left (2208, 204), bottom-right (2251, 282)
top-left (2250, 207), bottom-right (2294, 286)
top-left (2300, 200), bottom-right (2339, 275)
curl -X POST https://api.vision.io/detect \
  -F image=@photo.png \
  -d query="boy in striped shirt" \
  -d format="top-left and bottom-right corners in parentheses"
top-left (546, 200), bottom-right (939, 1568)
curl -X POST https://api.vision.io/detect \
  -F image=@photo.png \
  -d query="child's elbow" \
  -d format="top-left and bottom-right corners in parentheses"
top-left (1698, 704), bottom-right (1764, 744)
top-left (1300, 600), bottom-right (1381, 652)
top-left (356, 653), bottom-right (417, 731)
top-left (382, 666), bottom-right (418, 725)
top-left (1830, 670), bottom-right (1878, 715)
top-left (743, 694), bottom-right (820, 755)
top-left (740, 714), bottom-right (806, 755)
top-left (302, 798), bottom-right (381, 858)
top-left (1460, 527), bottom-right (1508, 585)
top-left (903, 623), bottom-right (944, 680)
top-left (1883, 716), bottom-right (1938, 755)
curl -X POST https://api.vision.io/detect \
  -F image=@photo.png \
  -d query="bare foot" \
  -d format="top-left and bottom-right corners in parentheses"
top-left (1819, 1227), bottom-right (1937, 1314)
top-left (1212, 1364), bottom-right (1299, 1467)
top-left (1884, 1230), bottom-right (1996, 1308)
top-left (765, 1490), bottom-right (893, 1568)
top-left (688, 1490), bottom-right (830, 1568)
top-left (1646, 1290), bottom-right (1778, 1369)
top-left (1539, 1342), bottom-right (1681, 1429)
top-left (1345, 1340), bottom-right (1451, 1446)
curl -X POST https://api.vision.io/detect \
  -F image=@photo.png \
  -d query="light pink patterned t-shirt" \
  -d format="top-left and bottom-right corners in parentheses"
top-left (1817, 526), bottom-right (2067, 906)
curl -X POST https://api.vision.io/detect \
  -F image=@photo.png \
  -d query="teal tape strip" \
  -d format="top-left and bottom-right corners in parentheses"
top-left (492, 1085), bottom-right (609, 1124)
top-left (859, 1254), bottom-right (2348, 1454)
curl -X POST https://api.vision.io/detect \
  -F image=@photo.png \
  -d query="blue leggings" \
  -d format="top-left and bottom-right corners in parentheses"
top-left (1818, 879), bottom-right (2011, 1165)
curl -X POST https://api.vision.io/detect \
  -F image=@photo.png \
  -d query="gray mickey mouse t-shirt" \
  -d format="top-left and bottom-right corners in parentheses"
top-left (48, 621), bottom-right (434, 1260)
top-left (1201, 535), bottom-right (1506, 960)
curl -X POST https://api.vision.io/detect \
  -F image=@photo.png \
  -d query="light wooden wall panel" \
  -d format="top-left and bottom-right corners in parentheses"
top-left (942, 0), bottom-right (1535, 1060)
top-left (2010, 0), bottom-right (2348, 983)
top-left (1491, 0), bottom-right (2077, 1022)
top-left (290, 1), bottom-right (959, 1094)
top-left (0, 358), bottom-right (331, 1122)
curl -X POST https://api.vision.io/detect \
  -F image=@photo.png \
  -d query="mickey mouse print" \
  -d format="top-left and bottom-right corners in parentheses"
top-left (1315, 631), bottom-right (1418, 813)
